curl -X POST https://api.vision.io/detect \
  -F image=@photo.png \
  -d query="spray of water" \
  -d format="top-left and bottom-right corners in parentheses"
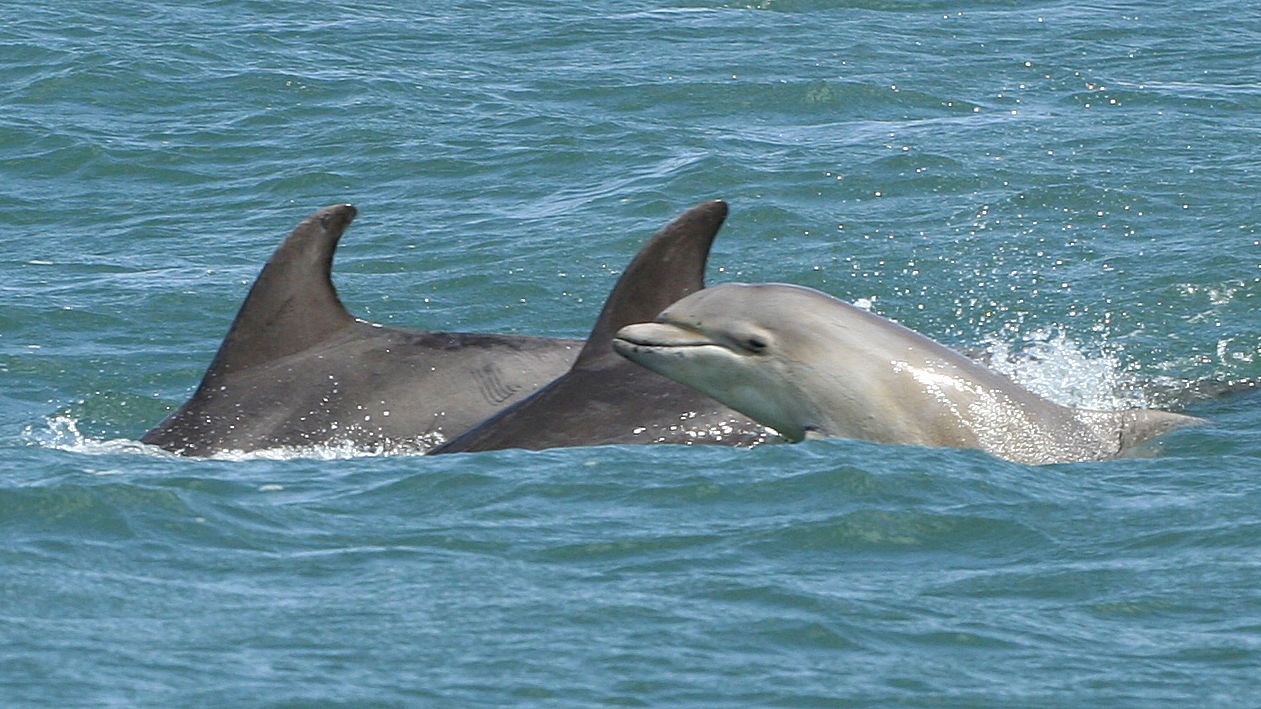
top-left (24, 414), bottom-right (417, 461)
top-left (977, 327), bottom-right (1153, 410)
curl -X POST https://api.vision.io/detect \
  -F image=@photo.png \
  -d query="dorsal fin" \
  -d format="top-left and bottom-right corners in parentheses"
top-left (1115, 408), bottom-right (1206, 451)
top-left (427, 200), bottom-right (751, 456)
top-left (574, 200), bottom-right (728, 365)
top-left (201, 204), bottom-right (358, 380)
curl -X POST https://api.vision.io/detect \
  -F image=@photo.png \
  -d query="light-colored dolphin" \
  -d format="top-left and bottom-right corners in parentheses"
top-left (613, 282), bottom-right (1204, 465)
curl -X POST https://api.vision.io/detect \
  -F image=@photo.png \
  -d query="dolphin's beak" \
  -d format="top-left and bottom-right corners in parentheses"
top-left (613, 322), bottom-right (713, 353)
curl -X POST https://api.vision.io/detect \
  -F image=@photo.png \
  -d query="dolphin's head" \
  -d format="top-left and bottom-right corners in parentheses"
top-left (612, 282), bottom-right (832, 441)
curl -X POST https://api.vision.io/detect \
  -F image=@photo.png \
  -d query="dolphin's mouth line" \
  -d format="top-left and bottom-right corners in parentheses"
top-left (612, 333), bottom-right (738, 358)
top-left (613, 322), bottom-right (740, 360)
top-left (612, 336), bottom-right (713, 350)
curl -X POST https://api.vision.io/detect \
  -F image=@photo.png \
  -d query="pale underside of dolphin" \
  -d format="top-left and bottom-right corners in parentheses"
top-left (429, 201), bottom-right (778, 455)
top-left (141, 204), bottom-right (581, 456)
top-left (613, 282), bottom-right (1204, 465)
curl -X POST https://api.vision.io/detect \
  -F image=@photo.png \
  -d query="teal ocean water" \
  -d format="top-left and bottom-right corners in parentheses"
top-left (3, 0), bottom-right (1260, 705)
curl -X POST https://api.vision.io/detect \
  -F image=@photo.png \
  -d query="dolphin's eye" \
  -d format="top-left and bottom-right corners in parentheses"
top-left (743, 336), bottom-right (768, 353)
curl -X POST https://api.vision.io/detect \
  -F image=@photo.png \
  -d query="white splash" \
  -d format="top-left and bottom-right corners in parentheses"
top-left (22, 415), bottom-right (155, 458)
top-left (975, 328), bottom-right (1149, 410)
top-left (23, 414), bottom-right (437, 462)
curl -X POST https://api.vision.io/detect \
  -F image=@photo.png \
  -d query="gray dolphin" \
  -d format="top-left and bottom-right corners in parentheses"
top-left (429, 201), bottom-right (777, 455)
top-left (141, 204), bottom-right (581, 456)
top-left (613, 282), bottom-right (1204, 465)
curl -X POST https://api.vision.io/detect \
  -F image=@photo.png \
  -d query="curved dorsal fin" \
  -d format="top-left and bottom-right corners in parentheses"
top-left (427, 200), bottom-right (743, 455)
top-left (575, 200), bottom-right (728, 365)
top-left (202, 203), bottom-right (358, 380)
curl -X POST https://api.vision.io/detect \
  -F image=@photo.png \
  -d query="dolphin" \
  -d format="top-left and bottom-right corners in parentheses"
top-left (141, 204), bottom-right (581, 456)
top-left (613, 282), bottom-right (1204, 465)
top-left (429, 201), bottom-right (777, 454)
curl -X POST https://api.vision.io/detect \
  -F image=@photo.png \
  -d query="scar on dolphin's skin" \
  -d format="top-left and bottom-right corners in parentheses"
top-left (474, 365), bottom-right (520, 405)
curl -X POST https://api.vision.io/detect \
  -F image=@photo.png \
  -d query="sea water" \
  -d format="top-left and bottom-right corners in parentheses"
top-left (2, 1), bottom-right (1259, 705)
